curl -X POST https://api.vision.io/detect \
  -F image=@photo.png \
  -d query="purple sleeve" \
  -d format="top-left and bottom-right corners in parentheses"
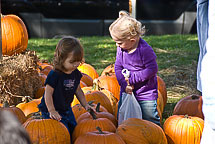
top-left (129, 44), bottom-right (158, 85)
top-left (115, 47), bottom-right (127, 91)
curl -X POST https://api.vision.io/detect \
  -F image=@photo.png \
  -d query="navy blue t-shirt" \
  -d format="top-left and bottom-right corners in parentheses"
top-left (38, 69), bottom-right (82, 114)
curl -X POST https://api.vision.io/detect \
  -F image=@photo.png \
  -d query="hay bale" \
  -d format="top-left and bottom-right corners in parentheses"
top-left (0, 51), bottom-right (42, 106)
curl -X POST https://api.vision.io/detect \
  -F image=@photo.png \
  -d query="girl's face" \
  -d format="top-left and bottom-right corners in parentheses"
top-left (63, 52), bottom-right (81, 74)
top-left (111, 35), bottom-right (137, 51)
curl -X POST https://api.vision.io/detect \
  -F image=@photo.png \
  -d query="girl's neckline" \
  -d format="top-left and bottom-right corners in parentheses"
top-left (124, 38), bottom-right (140, 54)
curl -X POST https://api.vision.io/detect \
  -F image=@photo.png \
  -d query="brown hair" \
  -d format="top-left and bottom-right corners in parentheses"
top-left (109, 10), bottom-right (145, 40)
top-left (53, 36), bottom-right (84, 72)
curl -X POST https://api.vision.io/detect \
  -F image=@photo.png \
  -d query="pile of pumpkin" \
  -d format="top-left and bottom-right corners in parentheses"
top-left (0, 14), bottom-right (204, 144)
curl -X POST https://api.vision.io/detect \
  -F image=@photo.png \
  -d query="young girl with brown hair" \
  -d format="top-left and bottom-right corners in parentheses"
top-left (38, 36), bottom-right (95, 140)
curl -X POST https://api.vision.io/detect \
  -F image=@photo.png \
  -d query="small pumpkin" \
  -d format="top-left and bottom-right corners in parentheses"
top-left (1, 14), bottom-right (28, 55)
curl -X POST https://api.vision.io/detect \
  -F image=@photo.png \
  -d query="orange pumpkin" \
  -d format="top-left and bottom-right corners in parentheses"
top-left (34, 86), bottom-right (45, 99)
top-left (1, 14), bottom-right (28, 55)
top-left (157, 90), bottom-right (164, 114)
top-left (82, 85), bottom-right (118, 114)
top-left (38, 73), bottom-right (47, 86)
top-left (80, 81), bottom-right (87, 88)
top-left (77, 103), bottom-right (118, 127)
top-left (163, 115), bottom-right (204, 144)
top-left (81, 73), bottom-right (93, 86)
top-left (0, 103), bottom-right (26, 124)
top-left (157, 76), bottom-right (167, 106)
top-left (74, 127), bottom-right (125, 144)
top-left (77, 63), bottom-right (99, 80)
top-left (116, 118), bottom-right (167, 144)
top-left (23, 118), bottom-right (70, 144)
top-left (101, 64), bottom-right (115, 76)
top-left (72, 102), bottom-right (108, 120)
top-left (72, 114), bottom-right (116, 142)
top-left (173, 95), bottom-right (204, 119)
top-left (16, 98), bottom-right (41, 117)
top-left (85, 91), bottom-right (113, 114)
top-left (95, 74), bottom-right (120, 100)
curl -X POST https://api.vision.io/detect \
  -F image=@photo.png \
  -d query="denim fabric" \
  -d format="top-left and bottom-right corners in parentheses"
top-left (41, 107), bottom-right (77, 143)
top-left (138, 100), bottom-right (161, 126)
top-left (196, 0), bottom-right (208, 92)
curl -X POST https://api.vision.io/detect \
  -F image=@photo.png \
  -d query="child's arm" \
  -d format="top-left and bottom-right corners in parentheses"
top-left (129, 58), bottom-right (158, 85)
top-left (44, 84), bottom-right (62, 121)
top-left (115, 48), bottom-right (128, 91)
top-left (75, 85), bottom-right (96, 112)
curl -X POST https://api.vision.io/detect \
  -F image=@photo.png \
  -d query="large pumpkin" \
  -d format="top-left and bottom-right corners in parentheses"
top-left (116, 118), bottom-right (167, 144)
top-left (95, 74), bottom-right (120, 100)
top-left (77, 63), bottom-right (99, 80)
top-left (1, 14), bottom-right (28, 55)
top-left (0, 104), bottom-right (26, 124)
top-left (72, 115), bottom-right (116, 142)
top-left (72, 102), bottom-right (108, 120)
top-left (157, 76), bottom-right (167, 106)
top-left (16, 98), bottom-right (41, 117)
top-left (163, 115), bottom-right (204, 144)
top-left (101, 64), bottom-right (115, 76)
top-left (173, 95), bottom-right (204, 119)
top-left (23, 118), bottom-right (70, 144)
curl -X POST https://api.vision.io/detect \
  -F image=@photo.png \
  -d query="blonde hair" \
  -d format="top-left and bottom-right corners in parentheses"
top-left (53, 36), bottom-right (84, 72)
top-left (109, 10), bottom-right (145, 40)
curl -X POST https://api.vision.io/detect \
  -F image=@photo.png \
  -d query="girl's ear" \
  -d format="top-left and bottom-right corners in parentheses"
top-left (130, 38), bottom-right (136, 43)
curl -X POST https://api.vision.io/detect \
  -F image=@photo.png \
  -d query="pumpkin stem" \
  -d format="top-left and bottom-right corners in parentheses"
top-left (92, 79), bottom-right (102, 91)
top-left (22, 96), bottom-right (33, 103)
top-left (105, 72), bottom-right (112, 76)
top-left (88, 108), bottom-right (97, 120)
top-left (191, 94), bottom-right (199, 100)
top-left (3, 101), bottom-right (10, 107)
top-left (95, 103), bottom-right (101, 112)
top-left (184, 114), bottom-right (189, 118)
top-left (96, 126), bottom-right (104, 134)
top-left (31, 111), bottom-right (43, 119)
top-left (88, 100), bottom-right (95, 106)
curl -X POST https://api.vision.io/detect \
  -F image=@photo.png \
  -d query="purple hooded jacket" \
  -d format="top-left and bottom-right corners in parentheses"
top-left (114, 38), bottom-right (158, 101)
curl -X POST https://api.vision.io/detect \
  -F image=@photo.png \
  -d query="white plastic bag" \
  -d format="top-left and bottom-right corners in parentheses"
top-left (118, 92), bottom-right (142, 125)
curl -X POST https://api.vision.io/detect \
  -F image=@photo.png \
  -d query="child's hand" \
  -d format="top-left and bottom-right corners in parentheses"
top-left (125, 85), bottom-right (134, 94)
top-left (49, 110), bottom-right (62, 121)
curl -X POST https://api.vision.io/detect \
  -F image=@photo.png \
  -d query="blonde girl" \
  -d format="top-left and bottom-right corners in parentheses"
top-left (109, 11), bottom-right (160, 126)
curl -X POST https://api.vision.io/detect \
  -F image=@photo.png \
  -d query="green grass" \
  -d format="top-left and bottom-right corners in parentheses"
top-left (28, 34), bottom-right (200, 122)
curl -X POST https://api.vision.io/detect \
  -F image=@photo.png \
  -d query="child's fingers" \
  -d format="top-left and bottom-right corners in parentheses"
top-left (50, 113), bottom-right (62, 121)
